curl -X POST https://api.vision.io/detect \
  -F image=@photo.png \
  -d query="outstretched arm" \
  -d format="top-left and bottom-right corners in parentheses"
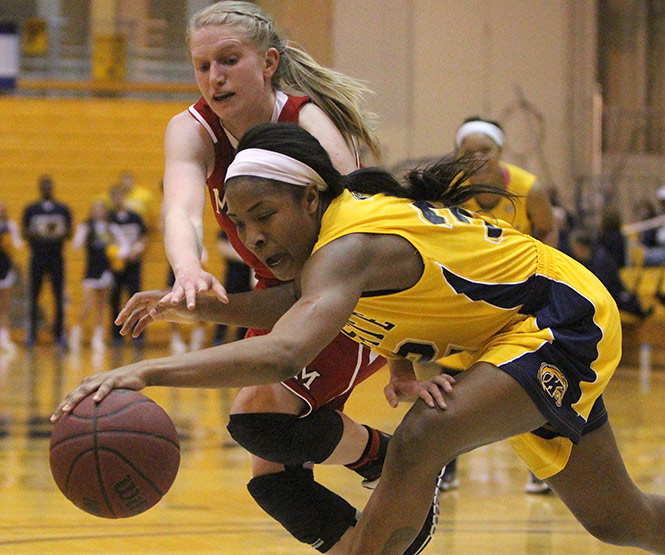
top-left (115, 282), bottom-right (298, 337)
top-left (51, 235), bottom-right (369, 422)
top-left (160, 112), bottom-right (227, 308)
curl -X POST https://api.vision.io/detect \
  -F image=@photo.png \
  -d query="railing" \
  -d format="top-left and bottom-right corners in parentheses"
top-left (15, 16), bottom-right (195, 101)
top-left (573, 174), bottom-right (664, 229)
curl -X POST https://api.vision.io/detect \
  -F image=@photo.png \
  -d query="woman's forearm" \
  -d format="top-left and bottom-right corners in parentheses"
top-left (141, 334), bottom-right (300, 389)
top-left (195, 283), bottom-right (298, 329)
top-left (163, 208), bottom-right (204, 271)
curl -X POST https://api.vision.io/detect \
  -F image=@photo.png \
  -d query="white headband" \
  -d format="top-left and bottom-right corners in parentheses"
top-left (225, 148), bottom-right (328, 192)
top-left (455, 121), bottom-right (504, 149)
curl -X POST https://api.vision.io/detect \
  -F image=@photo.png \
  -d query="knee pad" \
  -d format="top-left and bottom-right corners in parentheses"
top-left (227, 409), bottom-right (345, 465)
top-left (247, 466), bottom-right (357, 552)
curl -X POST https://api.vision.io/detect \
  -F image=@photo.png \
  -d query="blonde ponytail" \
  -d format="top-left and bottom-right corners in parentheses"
top-left (278, 43), bottom-right (381, 162)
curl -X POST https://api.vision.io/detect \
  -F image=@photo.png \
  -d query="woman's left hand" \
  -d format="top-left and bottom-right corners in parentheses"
top-left (384, 374), bottom-right (456, 409)
top-left (50, 363), bottom-right (148, 423)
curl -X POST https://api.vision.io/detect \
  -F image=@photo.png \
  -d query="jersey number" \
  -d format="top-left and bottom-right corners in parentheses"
top-left (412, 200), bottom-right (503, 241)
top-left (394, 340), bottom-right (438, 363)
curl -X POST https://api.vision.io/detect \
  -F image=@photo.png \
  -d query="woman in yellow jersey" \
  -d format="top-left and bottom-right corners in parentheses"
top-left (53, 123), bottom-right (665, 555)
top-left (455, 116), bottom-right (558, 247)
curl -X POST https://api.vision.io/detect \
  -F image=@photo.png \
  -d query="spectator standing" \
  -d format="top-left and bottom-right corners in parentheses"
top-left (21, 175), bottom-right (72, 348)
top-left (0, 201), bottom-right (23, 352)
top-left (117, 171), bottom-right (156, 232)
top-left (598, 209), bottom-right (627, 269)
top-left (568, 228), bottom-right (650, 319)
top-left (633, 198), bottom-right (659, 248)
top-left (108, 185), bottom-right (147, 346)
top-left (69, 200), bottom-right (127, 352)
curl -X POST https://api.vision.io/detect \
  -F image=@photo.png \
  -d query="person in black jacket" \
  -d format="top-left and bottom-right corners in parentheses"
top-left (22, 175), bottom-right (72, 347)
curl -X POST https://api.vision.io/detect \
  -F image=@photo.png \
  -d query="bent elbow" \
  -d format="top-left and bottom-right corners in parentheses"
top-left (270, 343), bottom-right (310, 383)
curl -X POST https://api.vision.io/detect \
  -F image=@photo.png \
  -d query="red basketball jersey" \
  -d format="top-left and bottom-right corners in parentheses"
top-left (188, 93), bottom-right (311, 282)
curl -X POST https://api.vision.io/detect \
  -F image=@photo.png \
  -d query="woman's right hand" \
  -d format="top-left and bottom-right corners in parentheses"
top-left (115, 290), bottom-right (201, 337)
top-left (160, 265), bottom-right (228, 309)
top-left (51, 361), bottom-right (149, 423)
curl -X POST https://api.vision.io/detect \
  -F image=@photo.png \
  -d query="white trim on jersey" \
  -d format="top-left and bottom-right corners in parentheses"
top-left (188, 104), bottom-right (218, 144)
top-left (280, 381), bottom-right (315, 417)
top-left (335, 342), bottom-right (368, 398)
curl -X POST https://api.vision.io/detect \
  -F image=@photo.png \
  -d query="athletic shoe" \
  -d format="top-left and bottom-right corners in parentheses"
top-left (0, 329), bottom-right (16, 353)
top-left (402, 468), bottom-right (445, 555)
top-left (525, 471), bottom-right (552, 494)
top-left (361, 476), bottom-right (380, 490)
top-left (189, 326), bottom-right (206, 351)
top-left (439, 459), bottom-right (459, 491)
top-left (91, 326), bottom-right (106, 352)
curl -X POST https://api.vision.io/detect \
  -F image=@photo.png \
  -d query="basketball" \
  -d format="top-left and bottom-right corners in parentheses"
top-left (49, 389), bottom-right (180, 518)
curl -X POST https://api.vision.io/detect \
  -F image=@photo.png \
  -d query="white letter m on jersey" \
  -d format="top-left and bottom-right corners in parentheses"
top-left (299, 367), bottom-right (321, 390)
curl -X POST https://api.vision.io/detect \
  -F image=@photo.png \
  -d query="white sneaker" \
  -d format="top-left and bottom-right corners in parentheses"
top-left (170, 331), bottom-right (187, 355)
top-left (69, 326), bottom-right (82, 353)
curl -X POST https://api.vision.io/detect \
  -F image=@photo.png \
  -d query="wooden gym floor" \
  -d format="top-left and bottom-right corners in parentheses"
top-left (0, 343), bottom-right (661, 554)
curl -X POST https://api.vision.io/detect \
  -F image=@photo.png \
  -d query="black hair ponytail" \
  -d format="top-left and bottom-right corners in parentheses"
top-left (346, 155), bottom-right (515, 207)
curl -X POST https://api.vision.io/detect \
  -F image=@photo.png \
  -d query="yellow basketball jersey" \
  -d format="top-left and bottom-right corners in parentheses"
top-left (462, 162), bottom-right (536, 235)
top-left (313, 189), bottom-right (621, 478)
top-left (314, 190), bottom-right (554, 362)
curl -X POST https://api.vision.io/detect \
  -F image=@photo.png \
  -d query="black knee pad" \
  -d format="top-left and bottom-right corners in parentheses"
top-left (227, 409), bottom-right (345, 465)
top-left (247, 466), bottom-right (357, 552)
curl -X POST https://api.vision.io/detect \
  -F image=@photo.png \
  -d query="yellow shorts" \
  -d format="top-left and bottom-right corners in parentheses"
top-left (447, 248), bottom-right (622, 478)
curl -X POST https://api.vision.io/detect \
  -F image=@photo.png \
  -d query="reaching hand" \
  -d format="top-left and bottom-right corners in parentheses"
top-left (384, 373), bottom-right (456, 409)
top-left (160, 265), bottom-right (228, 309)
top-left (115, 290), bottom-right (200, 338)
top-left (50, 363), bottom-right (148, 423)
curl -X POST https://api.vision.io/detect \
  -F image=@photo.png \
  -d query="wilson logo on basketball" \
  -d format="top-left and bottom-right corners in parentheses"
top-left (113, 475), bottom-right (149, 514)
top-left (538, 363), bottom-right (568, 407)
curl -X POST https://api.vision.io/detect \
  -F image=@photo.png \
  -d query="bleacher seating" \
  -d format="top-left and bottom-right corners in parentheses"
top-left (619, 265), bottom-right (665, 368)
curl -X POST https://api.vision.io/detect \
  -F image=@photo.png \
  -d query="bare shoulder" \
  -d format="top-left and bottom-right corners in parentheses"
top-left (166, 110), bottom-right (207, 141)
top-left (298, 104), bottom-right (357, 173)
top-left (298, 103), bottom-right (338, 134)
top-left (164, 110), bottom-right (214, 166)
